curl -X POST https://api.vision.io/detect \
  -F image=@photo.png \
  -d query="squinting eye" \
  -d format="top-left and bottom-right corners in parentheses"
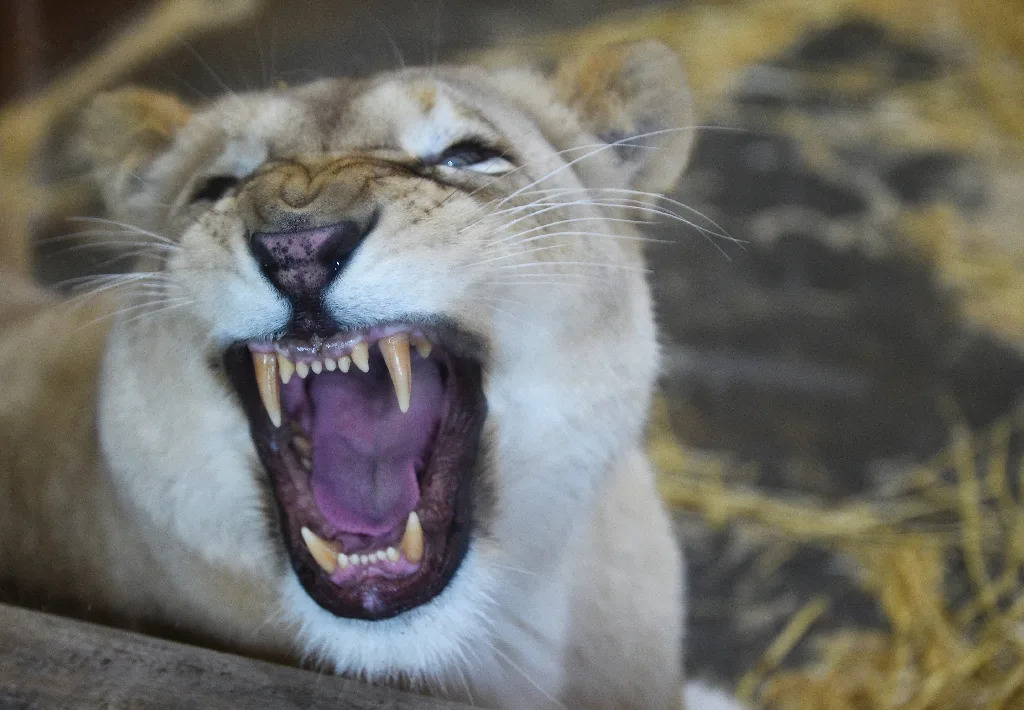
top-left (435, 141), bottom-right (513, 174)
top-left (191, 175), bottom-right (240, 203)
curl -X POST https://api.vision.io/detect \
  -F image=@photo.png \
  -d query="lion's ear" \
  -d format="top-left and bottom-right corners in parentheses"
top-left (554, 40), bottom-right (695, 195)
top-left (76, 88), bottom-right (191, 206)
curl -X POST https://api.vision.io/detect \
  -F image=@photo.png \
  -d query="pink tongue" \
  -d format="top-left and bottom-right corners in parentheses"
top-left (302, 357), bottom-right (444, 536)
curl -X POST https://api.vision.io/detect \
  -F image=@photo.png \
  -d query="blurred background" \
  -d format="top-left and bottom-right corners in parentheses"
top-left (3, 0), bottom-right (1024, 707)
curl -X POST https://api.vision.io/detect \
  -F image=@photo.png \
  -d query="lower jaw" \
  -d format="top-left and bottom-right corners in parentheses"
top-left (223, 343), bottom-right (487, 621)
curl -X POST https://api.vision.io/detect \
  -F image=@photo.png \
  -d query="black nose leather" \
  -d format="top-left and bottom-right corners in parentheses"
top-left (251, 213), bottom-right (376, 304)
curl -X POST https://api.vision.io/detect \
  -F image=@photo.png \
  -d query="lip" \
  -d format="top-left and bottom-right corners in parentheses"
top-left (223, 323), bottom-right (487, 620)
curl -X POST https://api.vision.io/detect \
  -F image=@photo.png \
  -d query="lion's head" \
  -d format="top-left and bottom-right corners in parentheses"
top-left (77, 40), bottom-right (694, 683)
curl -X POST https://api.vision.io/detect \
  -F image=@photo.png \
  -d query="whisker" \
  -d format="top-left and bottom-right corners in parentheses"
top-left (490, 261), bottom-right (651, 274)
top-left (64, 217), bottom-right (179, 245)
top-left (46, 242), bottom-right (181, 259)
top-left (107, 296), bottom-right (192, 318)
top-left (476, 294), bottom-right (529, 307)
top-left (486, 280), bottom-right (586, 289)
top-left (68, 292), bottom-right (192, 333)
top-left (117, 299), bottom-right (195, 327)
top-left (490, 126), bottom-right (705, 213)
top-left (481, 303), bottom-right (530, 327)
top-left (487, 562), bottom-right (544, 578)
top-left (40, 230), bottom-right (180, 247)
top-left (57, 272), bottom-right (170, 292)
top-left (459, 141), bottom-right (652, 217)
top-left (574, 186), bottom-right (740, 245)
top-left (367, 8), bottom-right (406, 70)
top-left (491, 189), bottom-right (739, 254)
top-left (481, 198), bottom-right (726, 242)
top-left (176, 37), bottom-right (238, 98)
top-left (484, 217), bottom-right (663, 248)
top-left (483, 640), bottom-right (564, 709)
top-left (500, 231), bottom-right (667, 249)
top-left (463, 244), bottom-right (568, 268)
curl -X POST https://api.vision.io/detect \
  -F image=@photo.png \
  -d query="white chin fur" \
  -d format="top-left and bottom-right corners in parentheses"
top-left (282, 546), bottom-right (496, 687)
top-left (684, 681), bottom-right (748, 710)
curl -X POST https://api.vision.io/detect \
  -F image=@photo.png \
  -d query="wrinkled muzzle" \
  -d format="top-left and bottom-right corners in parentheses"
top-left (223, 159), bottom-right (488, 620)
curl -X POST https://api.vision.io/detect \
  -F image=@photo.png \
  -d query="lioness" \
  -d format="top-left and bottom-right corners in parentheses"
top-left (0, 41), bottom-right (735, 709)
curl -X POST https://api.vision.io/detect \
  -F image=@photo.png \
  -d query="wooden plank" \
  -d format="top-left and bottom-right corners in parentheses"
top-left (0, 603), bottom-right (473, 709)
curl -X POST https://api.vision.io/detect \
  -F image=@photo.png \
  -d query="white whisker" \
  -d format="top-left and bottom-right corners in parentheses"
top-left (463, 244), bottom-right (567, 268)
top-left (483, 640), bottom-right (564, 709)
top-left (64, 217), bottom-right (179, 246)
top-left (491, 126), bottom-right (703, 214)
top-left (490, 261), bottom-right (650, 274)
top-left (486, 280), bottom-right (585, 289)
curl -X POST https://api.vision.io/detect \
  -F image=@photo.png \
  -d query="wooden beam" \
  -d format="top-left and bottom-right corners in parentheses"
top-left (0, 602), bottom-right (473, 709)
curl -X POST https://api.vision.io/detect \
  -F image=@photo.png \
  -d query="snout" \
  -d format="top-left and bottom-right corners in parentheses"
top-left (250, 212), bottom-right (378, 306)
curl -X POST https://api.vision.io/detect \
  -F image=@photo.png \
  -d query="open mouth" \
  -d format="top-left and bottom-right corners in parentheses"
top-left (224, 325), bottom-right (486, 620)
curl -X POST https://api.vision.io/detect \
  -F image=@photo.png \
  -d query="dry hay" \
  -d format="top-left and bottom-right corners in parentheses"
top-left (652, 397), bottom-right (1024, 709)
top-left (587, 2), bottom-right (1024, 705)
top-left (480, 0), bottom-right (1024, 342)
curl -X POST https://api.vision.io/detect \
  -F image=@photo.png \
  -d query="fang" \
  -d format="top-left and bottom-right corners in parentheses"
top-left (251, 352), bottom-right (281, 427)
top-left (379, 333), bottom-right (412, 413)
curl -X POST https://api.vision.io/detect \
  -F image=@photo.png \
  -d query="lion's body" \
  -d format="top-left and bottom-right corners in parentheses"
top-left (0, 44), bottom-right (732, 709)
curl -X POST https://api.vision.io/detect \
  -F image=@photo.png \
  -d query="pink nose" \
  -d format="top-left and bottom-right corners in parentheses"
top-left (251, 218), bottom-right (371, 303)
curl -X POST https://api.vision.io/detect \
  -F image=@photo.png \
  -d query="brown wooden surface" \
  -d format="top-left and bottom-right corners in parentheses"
top-left (0, 602), bottom-right (473, 709)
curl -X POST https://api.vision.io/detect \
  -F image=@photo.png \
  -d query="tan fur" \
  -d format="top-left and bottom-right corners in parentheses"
top-left (77, 88), bottom-right (192, 208)
top-left (0, 43), bottom-right (730, 709)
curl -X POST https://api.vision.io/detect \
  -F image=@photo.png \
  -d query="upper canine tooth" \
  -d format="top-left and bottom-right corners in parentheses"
top-left (412, 336), bottom-right (432, 359)
top-left (301, 527), bottom-right (338, 574)
top-left (401, 511), bottom-right (424, 564)
top-left (277, 354), bottom-right (295, 384)
top-left (351, 342), bottom-right (370, 372)
top-left (379, 334), bottom-right (412, 413)
top-left (296, 361), bottom-right (310, 379)
top-left (251, 352), bottom-right (281, 427)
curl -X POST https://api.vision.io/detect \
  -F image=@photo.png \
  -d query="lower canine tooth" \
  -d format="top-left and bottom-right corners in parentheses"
top-left (251, 352), bottom-right (282, 427)
top-left (351, 342), bottom-right (370, 372)
top-left (401, 511), bottom-right (425, 564)
top-left (379, 334), bottom-right (412, 413)
top-left (301, 527), bottom-right (338, 574)
top-left (292, 436), bottom-right (312, 458)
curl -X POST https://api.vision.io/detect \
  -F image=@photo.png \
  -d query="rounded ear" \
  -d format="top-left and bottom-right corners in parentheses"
top-left (553, 40), bottom-right (696, 195)
top-left (76, 87), bottom-right (191, 207)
